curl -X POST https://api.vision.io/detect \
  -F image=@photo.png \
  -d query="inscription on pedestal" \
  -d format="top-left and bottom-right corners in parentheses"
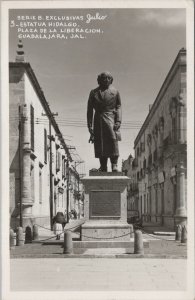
top-left (90, 190), bottom-right (121, 218)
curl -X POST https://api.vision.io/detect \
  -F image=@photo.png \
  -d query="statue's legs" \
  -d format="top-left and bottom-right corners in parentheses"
top-left (99, 157), bottom-right (108, 172)
top-left (99, 156), bottom-right (118, 172)
top-left (110, 156), bottom-right (118, 172)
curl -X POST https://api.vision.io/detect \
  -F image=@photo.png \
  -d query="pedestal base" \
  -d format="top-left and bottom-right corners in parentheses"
top-left (81, 222), bottom-right (131, 241)
top-left (81, 174), bottom-right (131, 242)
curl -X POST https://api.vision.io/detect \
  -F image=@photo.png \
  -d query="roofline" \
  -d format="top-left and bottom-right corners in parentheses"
top-left (134, 48), bottom-right (186, 147)
top-left (9, 61), bottom-right (73, 162)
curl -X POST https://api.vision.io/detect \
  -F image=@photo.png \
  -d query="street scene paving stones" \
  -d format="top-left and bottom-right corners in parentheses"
top-left (10, 258), bottom-right (187, 291)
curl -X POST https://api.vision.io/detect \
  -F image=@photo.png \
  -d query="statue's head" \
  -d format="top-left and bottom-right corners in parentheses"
top-left (97, 71), bottom-right (113, 88)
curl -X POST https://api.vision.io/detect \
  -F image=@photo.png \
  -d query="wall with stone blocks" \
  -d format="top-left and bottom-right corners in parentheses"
top-left (9, 72), bottom-right (25, 216)
top-left (9, 67), bottom-right (67, 229)
top-left (24, 74), bottom-right (50, 218)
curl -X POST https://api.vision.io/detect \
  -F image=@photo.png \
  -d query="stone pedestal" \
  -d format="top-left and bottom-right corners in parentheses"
top-left (81, 174), bottom-right (131, 241)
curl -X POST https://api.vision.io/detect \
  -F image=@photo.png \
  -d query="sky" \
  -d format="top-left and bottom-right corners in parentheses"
top-left (9, 8), bottom-right (186, 174)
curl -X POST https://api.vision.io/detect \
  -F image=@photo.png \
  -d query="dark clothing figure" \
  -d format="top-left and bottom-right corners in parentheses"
top-left (87, 72), bottom-right (122, 172)
top-left (53, 212), bottom-right (67, 240)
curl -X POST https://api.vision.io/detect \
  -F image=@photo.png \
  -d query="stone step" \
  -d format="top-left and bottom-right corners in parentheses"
top-left (83, 248), bottom-right (130, 255)
top-left (153, 231), bottom-right (175, 236)
top-left (42, 240), bottom-right (149, 248)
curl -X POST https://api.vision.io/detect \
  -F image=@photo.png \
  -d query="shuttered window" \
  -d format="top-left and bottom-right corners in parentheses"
top-left (30, 105), bottom-right (34, 151)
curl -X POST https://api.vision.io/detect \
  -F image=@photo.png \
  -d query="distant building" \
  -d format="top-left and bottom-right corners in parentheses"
top-left (123, 48), bottom-right (187, 229)
top-left (9, 41), bottom-right (83, 230)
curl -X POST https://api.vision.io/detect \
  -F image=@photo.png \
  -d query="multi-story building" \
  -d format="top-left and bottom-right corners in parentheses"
top-left (9, 41), bottom-right (84, 230)
top-left (122, 155), bottom-right (139, 222)
top-left (123, 48), bottom-right (187, 229)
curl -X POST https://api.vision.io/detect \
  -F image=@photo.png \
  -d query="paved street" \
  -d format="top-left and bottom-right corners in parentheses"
top-left (10, 238), bottom-right (187, 258)
top-left (11, 258), bottom-right (186, 291)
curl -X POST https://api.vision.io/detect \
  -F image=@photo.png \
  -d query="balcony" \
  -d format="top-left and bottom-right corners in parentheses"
top-left (163, 133), bottom-right (187, 153)
top-left (129, 183), bottom-right (139, 195)
top-left (163, 134), bottom-right (172, 149)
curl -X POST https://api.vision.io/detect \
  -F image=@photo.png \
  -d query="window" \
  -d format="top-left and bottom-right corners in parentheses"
top-left (143, 158), bottom-right (147, 169)
top-left (147, 194), bottom-right (149, 214)
top-left (140, 196), bottom-right (143, 214)
top-left (144, 194), bottom-right (146, 214)
top-left (39, 168), bottom-right (42, 204)
top-left (44, 128), bottom-right (47, 163)
top-left (148, 153), bottom-right (152, 166)
top-left (153, 149), bottom-right (157, 162)
top-left (62, 159), bottom-right (66, 178)
top-left (57, 193), bottom-right (59, 208)
top-left (30, 105), bottom-right (34, 151)
top-left (141, 142), bottom-right (145, 152)
top-left (140, 168), bottom-right (145, 178)
top-left (56, 151), bottom-right (61, 171)
top-left (30, 164), bottom-right (34, 201)
top-left (172, 117), bottom-right (177, 143)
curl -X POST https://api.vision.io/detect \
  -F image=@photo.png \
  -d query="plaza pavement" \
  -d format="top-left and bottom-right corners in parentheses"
top-left (10, 258), bottom-right (187, 291)
top-left (9, 222), bottom-right (189, 296)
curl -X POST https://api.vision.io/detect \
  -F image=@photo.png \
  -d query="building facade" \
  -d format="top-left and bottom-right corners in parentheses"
top-left (123, 48), bottom-right (187, 229)
top-left (9, 41), bottom-right (84, 230)
top-left (122, 155), bottom-right (139, 222)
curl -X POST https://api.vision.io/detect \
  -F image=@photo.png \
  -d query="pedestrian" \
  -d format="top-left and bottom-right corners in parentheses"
top-left (53, 212), bottom-right (67, 240)
top-left (87, 71), bottom-right (122, 172)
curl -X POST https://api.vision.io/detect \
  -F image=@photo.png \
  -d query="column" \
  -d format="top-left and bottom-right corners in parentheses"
top-left (153, 183), bottom-right (158, 223)
top-left (148, 187), bottom-right (151, 222)
top-left (160, 183), bottom-right (164, 225)
top-left (175, 162), bottom-right (187, 217)
top-left (177, 94), bottom-right (186, 144)
top-left (21, 104), bottom-right (33, 217)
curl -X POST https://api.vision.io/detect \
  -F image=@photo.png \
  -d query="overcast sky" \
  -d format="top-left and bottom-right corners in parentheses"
top-left (9, 8), bottom-right (186, 174)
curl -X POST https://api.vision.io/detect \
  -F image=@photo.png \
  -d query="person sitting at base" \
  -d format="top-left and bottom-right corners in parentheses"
top-left (87, 71), bottom-right (122, 172)
top-left (53, 212), bottom-right (67, 240)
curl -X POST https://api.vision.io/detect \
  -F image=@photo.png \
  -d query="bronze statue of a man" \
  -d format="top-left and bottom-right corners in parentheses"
top-left (87, 71), bottom-right (122, 172)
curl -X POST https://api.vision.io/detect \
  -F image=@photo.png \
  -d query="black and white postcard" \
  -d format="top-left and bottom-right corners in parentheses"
top-left (1, 1), bottom-right (194, 300)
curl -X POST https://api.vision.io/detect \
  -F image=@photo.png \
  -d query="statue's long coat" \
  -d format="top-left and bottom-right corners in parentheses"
top-left (87, 86), bottom-right (122, 158)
